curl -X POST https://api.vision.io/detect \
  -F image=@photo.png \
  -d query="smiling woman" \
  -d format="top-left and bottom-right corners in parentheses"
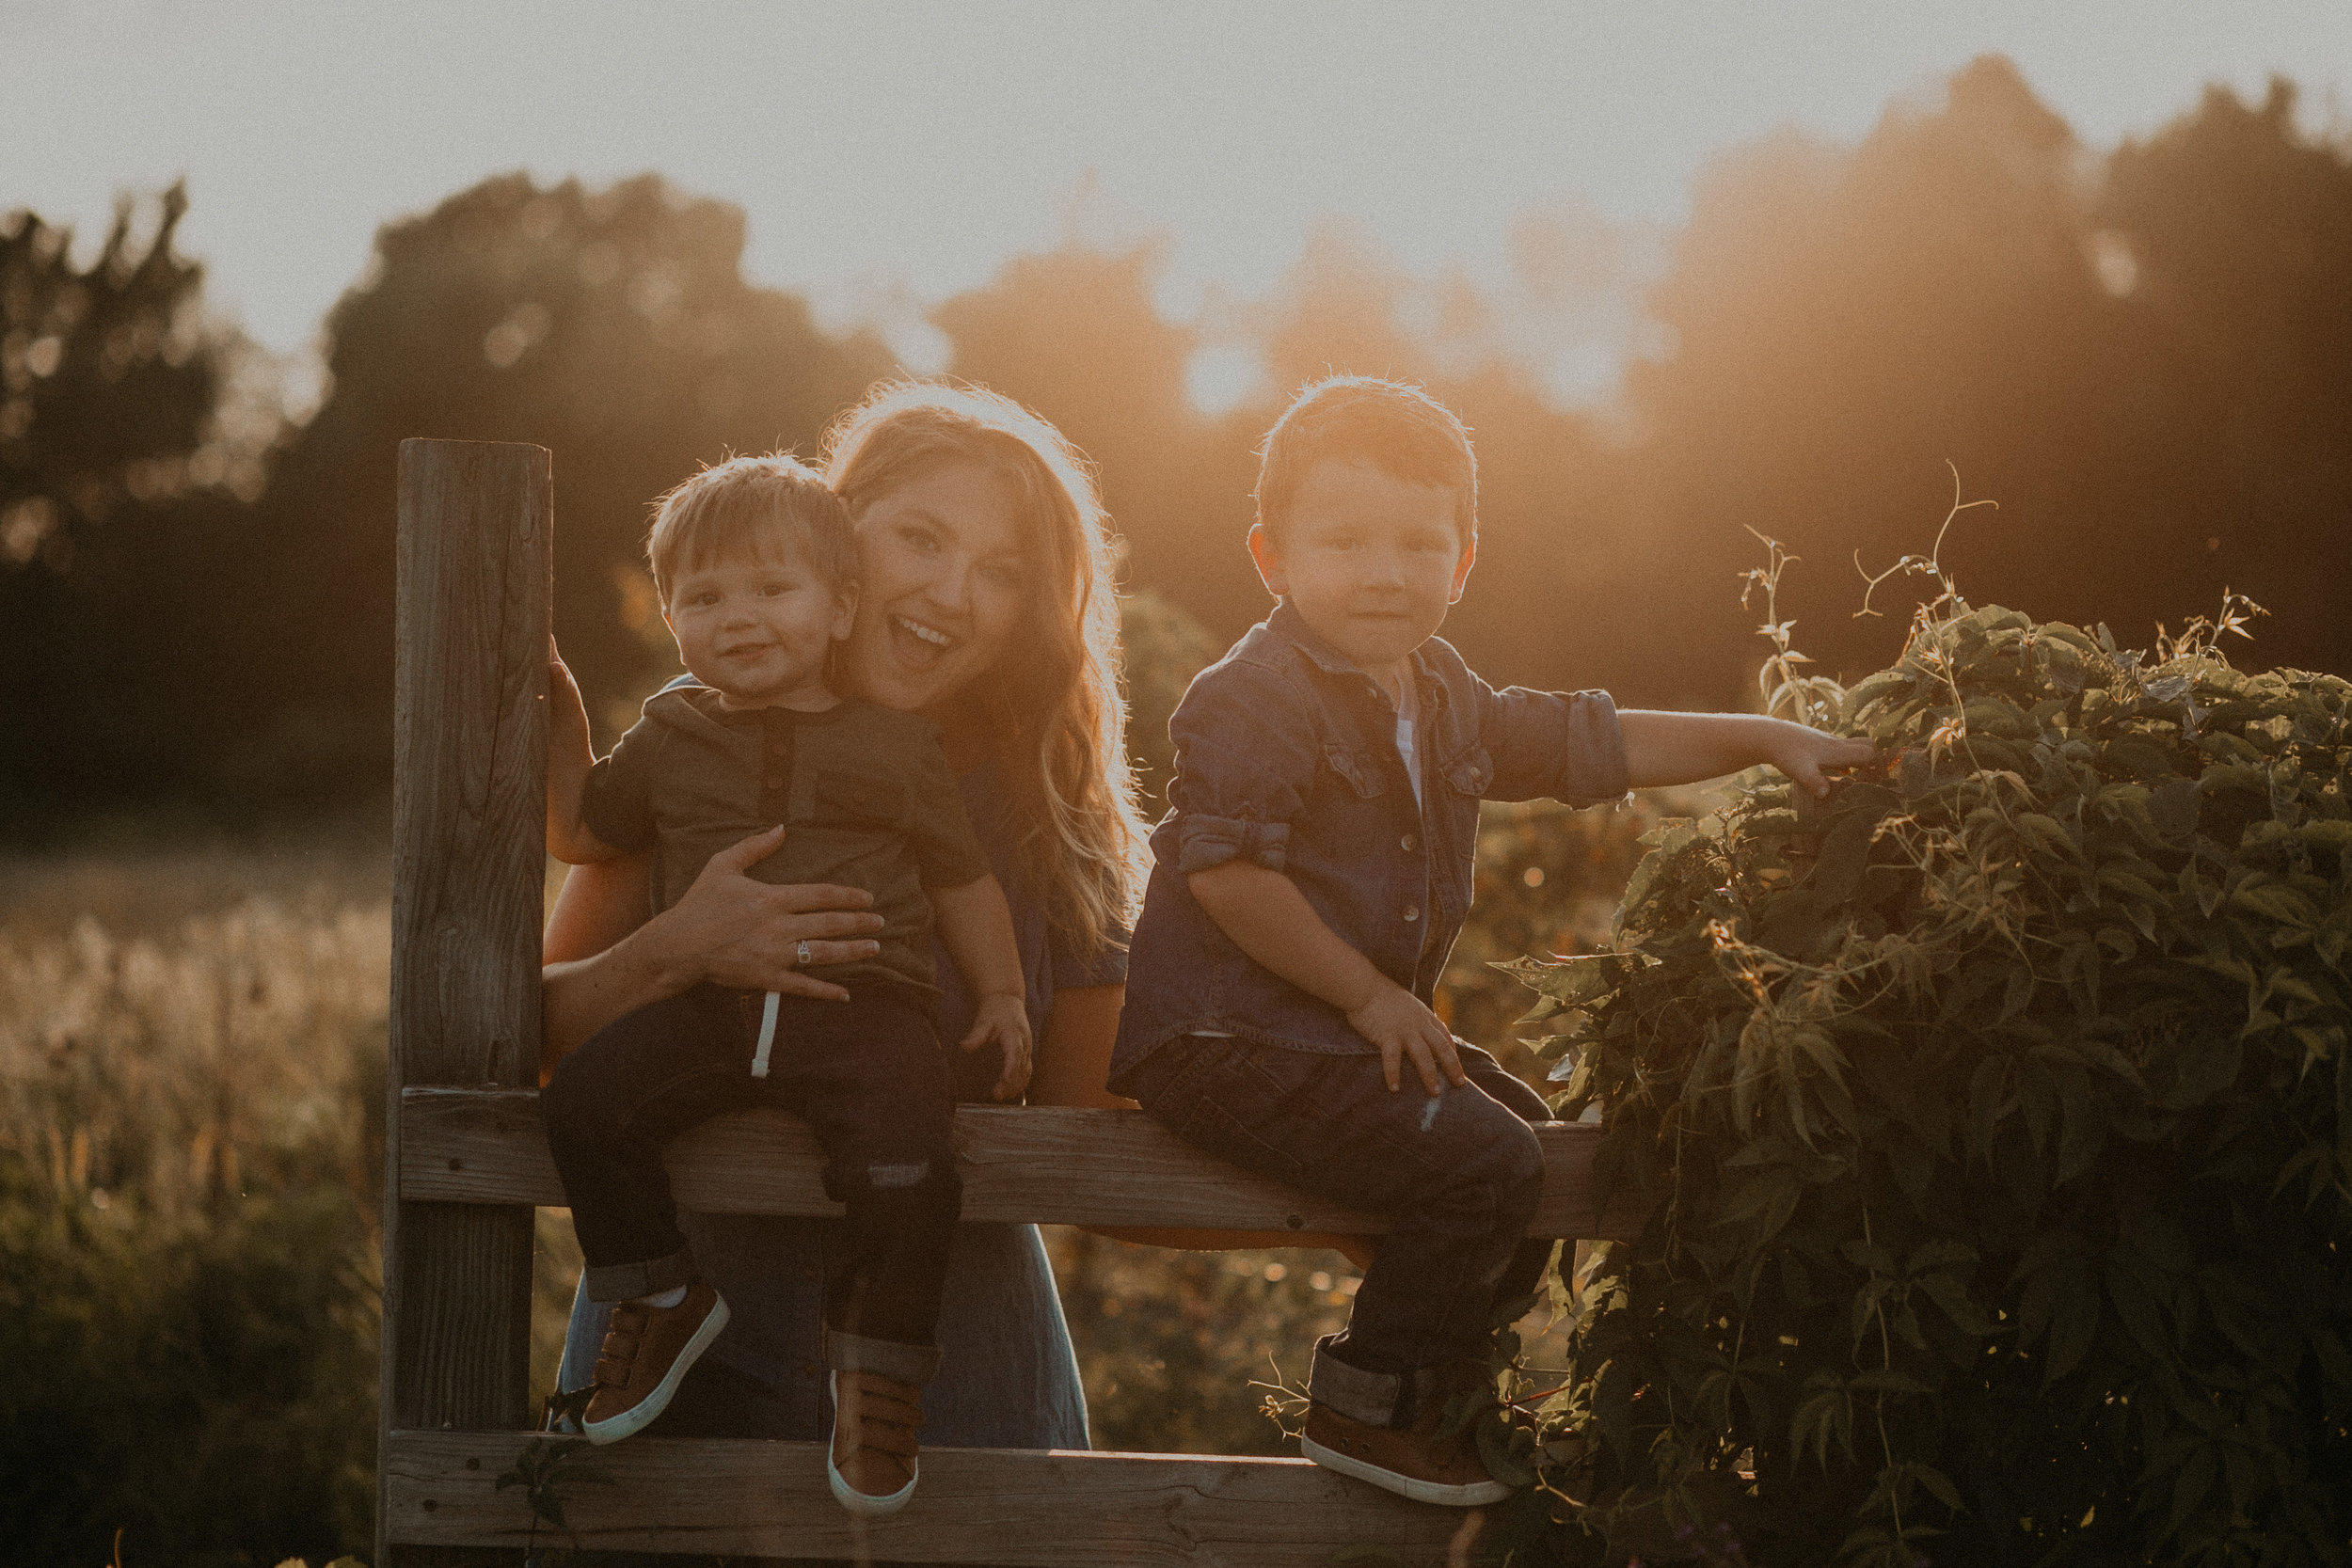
top-left (540, 380), bottom-right (1152, 1452)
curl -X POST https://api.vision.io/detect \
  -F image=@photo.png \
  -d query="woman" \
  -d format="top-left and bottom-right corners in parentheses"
top-left (543, 381), bottom-right (1149, 1445)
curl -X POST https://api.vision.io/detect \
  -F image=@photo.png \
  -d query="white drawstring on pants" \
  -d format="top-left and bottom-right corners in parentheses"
top-left (751, 990), bottom-right (781, 1077)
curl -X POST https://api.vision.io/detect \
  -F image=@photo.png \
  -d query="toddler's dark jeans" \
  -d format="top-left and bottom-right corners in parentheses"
top-left (542, 981), bottom-right (961, 1353)
top-left (1124, 1035), bottom-right (1552, 1410)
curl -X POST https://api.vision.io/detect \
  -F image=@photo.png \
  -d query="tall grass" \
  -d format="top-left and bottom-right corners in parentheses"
top-left (0, 877), bottom-right (387, 1567)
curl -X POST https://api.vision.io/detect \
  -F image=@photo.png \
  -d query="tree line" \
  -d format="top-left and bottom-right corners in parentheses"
top-left (4, 55), bottom-right (2345, 825)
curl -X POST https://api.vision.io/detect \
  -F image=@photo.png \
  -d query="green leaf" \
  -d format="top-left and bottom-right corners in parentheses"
top-left (2168, 1448), bottom-right (2218, 1540)
top-left (1915, 1272), bottom-right (1998, 1338)
top-left (2041, 1263), bottom-right (2100, 1383)
top-left (1969, 1055), bottom-right (2009, 1158)
top-left (1812, 811), bottom-right (1881, 905)
top-left (1914, 1463), bottom-right (1964, 1512)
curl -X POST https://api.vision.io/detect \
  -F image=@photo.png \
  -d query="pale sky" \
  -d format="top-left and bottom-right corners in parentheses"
top-left (9, 0), bottom-right (2347, 390)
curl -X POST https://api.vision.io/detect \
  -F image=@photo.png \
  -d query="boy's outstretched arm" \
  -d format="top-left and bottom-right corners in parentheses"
top-left (930, 873), bottom-right (1034, 1101)
top-left (1187, 862), bottom-right (1467, 1096)
top-left (547, 638), bottom-right (625, 864)
top-left (1619, 710), bottom-right (1878, 798)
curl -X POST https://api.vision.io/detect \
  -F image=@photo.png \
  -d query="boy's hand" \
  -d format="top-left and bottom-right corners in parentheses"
top-left (961, 991), bottom-right (1034, 1102)
top-left (1345, 982), bottom-right (1469, 1095)
top-left (1772, 727), bottom-right (1881, 798)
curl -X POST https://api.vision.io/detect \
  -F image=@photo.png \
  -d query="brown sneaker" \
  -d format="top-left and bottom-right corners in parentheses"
top-left (580, 1282), bottom-right (729, 1444)
top-left (828, 1369), bottom-right (924, 1515)
top-left (1301, 1357), bottom-right (1509, 1507)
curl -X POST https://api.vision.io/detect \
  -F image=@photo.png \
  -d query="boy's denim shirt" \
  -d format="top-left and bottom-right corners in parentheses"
top-left (1110, 600), bottom-right (1629, 1091)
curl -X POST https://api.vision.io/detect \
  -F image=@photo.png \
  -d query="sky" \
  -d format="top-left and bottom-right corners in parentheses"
top-left (8, 0), bottom-right (2348, 392)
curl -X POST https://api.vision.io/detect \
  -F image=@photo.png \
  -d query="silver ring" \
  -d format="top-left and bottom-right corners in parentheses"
top-left (795, 939), bottom-right (814, 968)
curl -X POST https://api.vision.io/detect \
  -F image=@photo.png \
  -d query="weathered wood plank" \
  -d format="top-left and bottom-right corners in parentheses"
top-left (384, 439), bottom-right (552, 1568)
top-left (384, 1430), bottom-right (1486, 1566)
top-left (402, 1088), bottom-right (1649, 1239)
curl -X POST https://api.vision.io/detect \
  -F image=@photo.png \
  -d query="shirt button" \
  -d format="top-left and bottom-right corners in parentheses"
top-left (1400, 832), bottom-right (1419, 852)
top-left (1403, 906), bottom-right (1421, 922)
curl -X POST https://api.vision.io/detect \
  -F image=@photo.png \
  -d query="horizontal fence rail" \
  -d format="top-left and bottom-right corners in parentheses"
top-left (400, 1088), bottom-right (1649, 1239)
top-left (384, 1431), bottom-right (1484, 1565)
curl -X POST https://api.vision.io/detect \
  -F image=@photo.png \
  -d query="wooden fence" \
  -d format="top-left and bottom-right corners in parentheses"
top-left (378, 437), bottom-right (1638, 1567)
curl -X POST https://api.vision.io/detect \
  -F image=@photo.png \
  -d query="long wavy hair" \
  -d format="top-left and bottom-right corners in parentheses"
top-left (823, 382), bottom-right (1148, 956)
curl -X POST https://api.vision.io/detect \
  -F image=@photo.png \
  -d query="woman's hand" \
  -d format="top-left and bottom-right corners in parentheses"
top-left (663, 826), bottom-right (887, 1002)
top-left (961, 991), bottom-right (1035, 1102)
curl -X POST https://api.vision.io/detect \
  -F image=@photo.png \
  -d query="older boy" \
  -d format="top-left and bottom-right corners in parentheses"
top-left (1112, 377), bottom-right (1872, 1506)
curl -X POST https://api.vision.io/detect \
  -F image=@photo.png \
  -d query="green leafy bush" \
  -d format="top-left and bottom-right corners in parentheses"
top-left (1512, 583), bottom-right (2352, 1565)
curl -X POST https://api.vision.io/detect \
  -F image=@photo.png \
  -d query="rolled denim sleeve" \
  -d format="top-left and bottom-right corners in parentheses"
top-left (1479, 679), bottom-right (1630, 807)
top-left (1165, 657), bottom-right (1321, 876)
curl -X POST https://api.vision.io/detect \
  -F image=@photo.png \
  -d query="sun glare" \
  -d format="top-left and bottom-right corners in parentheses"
top-left (1184, 345), bottom-right (1264, 417)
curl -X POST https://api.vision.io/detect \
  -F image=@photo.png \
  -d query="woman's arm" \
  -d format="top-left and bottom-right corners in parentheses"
top-left (544, 639), bottom-right (623, 865)
top-left (539, 825), bottom-right (888, 1077)
top-left (1027, 982), bottom-right (1375, 1268)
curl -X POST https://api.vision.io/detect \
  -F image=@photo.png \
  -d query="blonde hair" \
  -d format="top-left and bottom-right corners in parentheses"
top-left (823, 382), bottom-right (1148, 955)
top-left (644, 452), bottom-right (857, 605)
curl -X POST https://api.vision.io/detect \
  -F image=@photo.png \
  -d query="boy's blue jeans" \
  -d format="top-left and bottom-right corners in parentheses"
top-left (1123, 1035), bottom-right (1552, 1425)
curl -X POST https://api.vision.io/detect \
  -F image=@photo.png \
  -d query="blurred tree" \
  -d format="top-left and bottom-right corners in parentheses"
top-left (0, 185), bottom-right (283, 816)
top-left (0, 182), bottom-right (226, 568)
top-left (1615, 55), bottom-right (2132, 704)
top-left (1613, 56), bottom-right (2352, 704)
top-left (2091, 77), bottom-right (2352, 674)
top-left (230, 173), bottom-right (892, 799)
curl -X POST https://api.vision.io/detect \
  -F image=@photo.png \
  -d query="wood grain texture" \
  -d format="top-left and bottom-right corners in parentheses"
top-left (384, 439), bottom-right (552, 1568)
top-left (384, 1430), bottom-right (1483, 1565)
top-left (402, 1089), bottom-right (1651, 1239)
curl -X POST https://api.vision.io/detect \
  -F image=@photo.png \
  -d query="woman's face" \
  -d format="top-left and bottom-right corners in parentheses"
top-left (844, 457), bottom-right (1034, 720)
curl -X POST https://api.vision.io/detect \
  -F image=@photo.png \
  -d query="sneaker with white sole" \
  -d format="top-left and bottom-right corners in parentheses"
top-left (828, 1368), bottom-right (924, 1515)
top-left (1299, 1349), bottom-right (1511, 1508)
top-left (580, 1281), bottom-right (728, 1444)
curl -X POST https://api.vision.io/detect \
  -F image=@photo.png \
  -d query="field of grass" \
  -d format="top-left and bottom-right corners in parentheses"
top-left (0, 795), bottom-right (1674, 1563)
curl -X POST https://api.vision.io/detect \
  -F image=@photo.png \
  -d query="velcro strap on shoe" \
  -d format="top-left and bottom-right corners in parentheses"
top-left (592, 1356), bottom-right (634, 1388)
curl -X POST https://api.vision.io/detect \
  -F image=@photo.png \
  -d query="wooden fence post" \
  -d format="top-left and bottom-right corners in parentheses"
top-left (381, 439), bottom-right (551, 1566)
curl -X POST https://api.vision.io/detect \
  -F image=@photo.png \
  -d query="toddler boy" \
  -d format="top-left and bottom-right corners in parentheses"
top-left (1112, 377), bottom-right (1871, 1506)
top-left (540, 454), bottom-right (1029, 1517)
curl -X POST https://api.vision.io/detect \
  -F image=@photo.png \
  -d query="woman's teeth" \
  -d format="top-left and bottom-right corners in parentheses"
top-left (896, 616), bottom-right (951, 649)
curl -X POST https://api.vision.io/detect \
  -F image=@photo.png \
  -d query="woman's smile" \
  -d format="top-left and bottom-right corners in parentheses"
top-left (892, 613), bottom-right (955, 657)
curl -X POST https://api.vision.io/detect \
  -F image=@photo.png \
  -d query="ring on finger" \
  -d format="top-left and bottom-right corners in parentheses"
top-left (795, 939), bottom-right (813, 968)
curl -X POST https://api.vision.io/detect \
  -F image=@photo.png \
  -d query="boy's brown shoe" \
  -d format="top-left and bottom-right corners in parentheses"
top-left (580, 1281), bottom-right (729, 1445)
top-left (1299, 1343), bottom-right (1509, 1507)
top-left (1302, 1393), bottom-right (1510, 1507)
top-left (828, 1369), bottom-right (925, 1515)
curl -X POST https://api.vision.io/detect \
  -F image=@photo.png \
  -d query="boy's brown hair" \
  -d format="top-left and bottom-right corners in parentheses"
top-left (644, 453), bottom-right (857, 605)
top-left (1253, 374), bottom-right (1478, 546)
